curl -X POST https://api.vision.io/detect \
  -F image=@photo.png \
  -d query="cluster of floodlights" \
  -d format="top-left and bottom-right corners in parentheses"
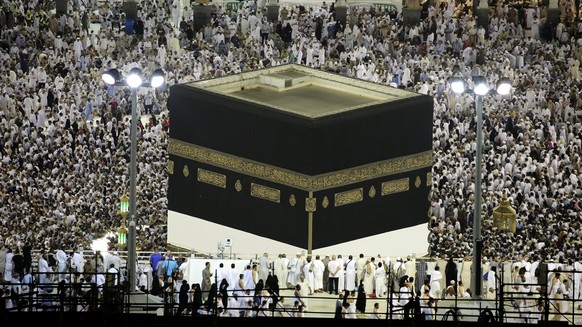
top-left (101, 68), bottom-right (165, 88)
top-left (449, 76), bottom-right (512, 96)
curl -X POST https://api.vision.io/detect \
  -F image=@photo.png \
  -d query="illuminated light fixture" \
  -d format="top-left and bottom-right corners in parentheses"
top-left (102, 69), bottom-right (120, 85)
top-left (120, 193), bottom-right (129, 215)
top-left (117, 226), bottom-right (127, 248)
top-left (117, 193), bottom-right (129, 249)
top-left (473, 76), bottom-right (490, 96)
top-left (126, 68), bottom-right (143, 88)
top-left (449, 77), bottom-right (466, 95)
top-left (496, 78), bottom-right (512, 95)
top-left (150, 69), bottom-right (166, 88)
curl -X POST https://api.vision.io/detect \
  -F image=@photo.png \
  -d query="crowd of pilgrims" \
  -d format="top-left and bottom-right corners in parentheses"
top-left (0, 0), bottom-right (581, 294)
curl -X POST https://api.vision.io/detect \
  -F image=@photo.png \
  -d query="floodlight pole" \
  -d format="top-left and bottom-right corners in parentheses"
top-left (471, 94), bottom-right (484, 299)
top-left (128, 88), bottom-right (138, 291)
top-left (451, 76), bottom-right (511, 300)
top-left (103, 67), bottom-right (164, 293)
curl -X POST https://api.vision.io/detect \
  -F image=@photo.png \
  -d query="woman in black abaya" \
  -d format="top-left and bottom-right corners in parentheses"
top-left (355, 280), bottom-right (367, 313)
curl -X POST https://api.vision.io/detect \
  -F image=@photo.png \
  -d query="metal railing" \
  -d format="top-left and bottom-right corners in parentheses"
top-left (3, 278), bottom-right (580, 324)
top-left (4, 261), bottom-right (581, 325)
top-left (1, 271), bottom-right (124, 313)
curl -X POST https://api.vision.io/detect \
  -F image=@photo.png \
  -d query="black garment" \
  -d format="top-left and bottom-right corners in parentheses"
top-left (315, 17), bottom-right (323, 40)
top-left (489, 128), bottom-right (498, 144)
top-left (322, 257), bottom-right (331, 292)
top-left (265, 275), bottom-right (281, 310)
top-left (12, 254), bottom-right (25, 279)
top-left (163, 282), bottom-right (175, 316)
top-left (253, 279), bottom-right (265, 307)
top-left (134, 19), bottom-right (144, 36)
top-left (23, 243), bottom-right (32, 271)
top-left (47, 254), bottom-right (57, 268)
top-left (158, 34), bottom-right (167, 47)
top-left (283, 23), bottom-right (293, 43)
top-left (191, 284), bottom-right (203, 316)
top-left (19, 50), bottom-right (29, 73)
top-left (219, 278), bottom-right (229, 311)
top-left (179, 19), bottom-right (188, 31)
top-left (94, 56), bottom-right (103, 69)
top-left (505, 116), bottom-right (516, 137)
top-left (355, 282), bottom-right (367, 313)
top-left (342, 291), bottom-right (349, 306)
top-left (82, 12), bottom-right (89, 32)
top-left (275, 22), bottom-right (283, 39)
top-left (176, 281), bottom-right (190, 316)
top-left (230, 34), bottom-right (240, 48)
top-left (265, 275), bottom-right (278, 294)
top-left (185, 26), bottom-right (194, 40)
top-left (327, 23), bottom-right (336, 39)
top-left (328, 275), bottom-right (339, 294)
top-left (403, 296), bottom-right (420, 320)
top-left (205, 282), bottom-right (217, 312)
top-left (268, 289), bottom-right (281, 311)
top-left (334, 299), bottom-right (343, 319)
top-left (444, 258), bottom-right (458, 291)
top-left (335, 42), bottom-right (345, 55)
top-left (57, 279), bottom-right (67, 312)
top-left (53, 62), bottom-right (67, 77)
top-left (150, 276), bottom-right (162, 296)
top-left (71, 119), bottom-right (79, 135)
top-left (254, 279), bottom-right (264, 293)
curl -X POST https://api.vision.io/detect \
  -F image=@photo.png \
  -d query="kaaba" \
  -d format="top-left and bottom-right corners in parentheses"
top-left (167, 64), bottom-right (433, 256)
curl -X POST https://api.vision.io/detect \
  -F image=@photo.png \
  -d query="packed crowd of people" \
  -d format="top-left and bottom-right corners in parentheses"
top-left (0, 0), bottom-right (581, 300)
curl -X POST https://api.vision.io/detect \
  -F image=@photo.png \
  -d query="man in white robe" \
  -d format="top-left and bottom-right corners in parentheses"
top-left (345, 255), bottom-right (357, 292)
top-left (302, 257), bottom-right (315, 294)
top-left (429, 265), bottom-right (442, 298)
top-left (312, 255), bottom-right (325, 293)
top-left (286, 253), bottom-right (300, 287)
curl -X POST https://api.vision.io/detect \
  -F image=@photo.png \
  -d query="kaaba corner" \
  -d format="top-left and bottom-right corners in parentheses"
top-left (167, 64), bottom-right (434, 254)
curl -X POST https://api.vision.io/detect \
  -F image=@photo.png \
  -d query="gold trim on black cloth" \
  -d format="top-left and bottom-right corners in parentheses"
top-left (197, 168), bottom-right (227, 188)
top-left (381, 178), bottom-right (410, 196)
top-left (322, 196), bottom-right (329, 208)
top-left (169, 139), bottom-right (432, 192)
top-left (305, 197), bottom-right (317, 212)
top-left (369, 185), bottom-right (377, 198)
top-left (415, 176), bottom-right (421, 188)
top-left (289, 194), bottom-right (296, 206)
top-left (250, 183), bottom-right (281, 203)
top-left (168, 160), bottom-right (174, 175)
top-left (335, 188), bottom-right (364, 207)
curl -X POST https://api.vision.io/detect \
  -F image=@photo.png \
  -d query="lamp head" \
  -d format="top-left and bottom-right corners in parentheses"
top-left (449, 77), bottom-right (466, 94)
top-left (150, 68), bottom-right (166, 88)
top-left (126, 67), bottom-right (143, 88)
top-left (102, 69), bottom-right (120, 85)
top-left (473, 76), bottom-right (490, 96)
top-left (496, 78), bottom-right (512, 95)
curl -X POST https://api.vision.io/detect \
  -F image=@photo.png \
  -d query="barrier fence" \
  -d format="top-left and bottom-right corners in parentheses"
top-left (2, 263), bottom-right (581, 325)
